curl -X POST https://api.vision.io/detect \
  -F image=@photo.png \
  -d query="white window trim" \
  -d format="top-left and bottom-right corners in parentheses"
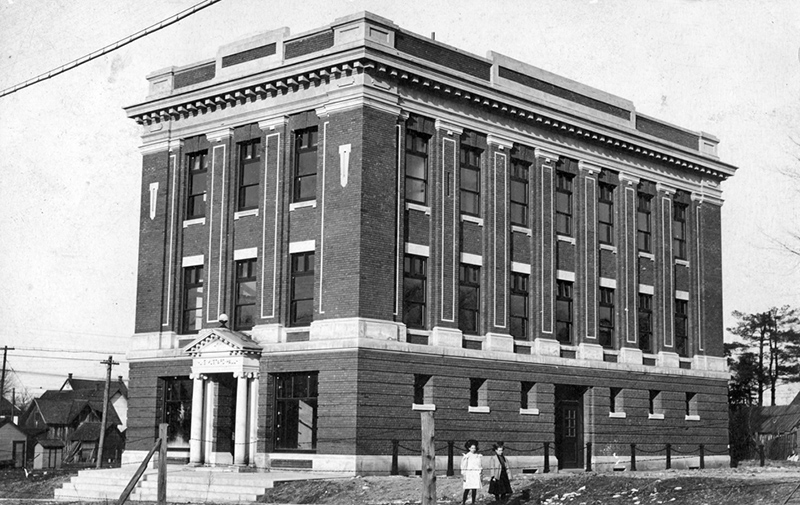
top-left (511, 225), bottom-right (532, 236)
top-left (412, 403), bottom-right (436, 411)
top-left (675, 258), bottom-right (691, 267)
top-left (609, 412), bottom-right (627, 419)
top-left (406, 202), bottom-right (431, 215)
top-left (183, 217), bottom-right (206, 228)
top-left (234, 247), bottom-right (258, 261)
top-left (511, 262), bottom-right (531, 274)
top-left (599, 277), bottom-right (617, 289)
top-left (234, 209), bottom-right (259, 220)
top-left (289, 200), bottom-right (317, 211)
top-left (557, 270), bottom-right (576, 282)
top-left (468, 406), bottom-right (490, 414)
top-left (557, 235), bottom-right (576, 245)
top-left (648, 413), bottom-right (665, 420)
top-left (685, 414), bottom-right (700, 421)
top-left (639, 284), bottom-right (655, 295)
top-left (460, 253), bottom-right (483, 266)
top-left (405, 243), bottom-right (430, 257)
top-left (289, 240), bottom-right (315, 254)
top-left (676, 290), bottom-right (690, 301)
top-left (519, 408), bottom-right (540, 416)
top-left (638, 251), bottom-right (656, 260)
top-left (460, 214), bottom-right (484, 226)
top-left (182, 255), bottom-right (204, 267)
top-left (600, 243), bottom-right (618, 253)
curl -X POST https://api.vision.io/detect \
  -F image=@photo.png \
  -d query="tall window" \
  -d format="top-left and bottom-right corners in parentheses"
top-left (637, 194), bottom-right (652, 252)
top-left (510, 160), bottom-right (530, 226)
top-left (675, 299), bottom-right (689, 357)
top-left (459, 264), bottom-right (481, 334)
top-left (598, 183), bottom-right (614, 244)
top-left (460, 146), bottom-right (482, 216)
top-left (234, 259), bottom-right (256, 330)
top-left (414, 374), bottom-right (433, 405)
top-left (510, 273), bottom-right (529, 340)
top-left (598, 287), bottom-right (614, 348)
top-left (556, 173), bottom-right (574, 236)
top-left (673, 203), bottom-right (687, 259)
top-left (556, 280), bottom-right (573, 344)
top-left (469, 378), bottom-right (488, 408)
top-left (186, 151), bottom-right (208, 219)
top-left (403, 255), bottom-right (427, 329)
top-left (638, 293), bottom-right (653, 353)
top-left (649, 390), bottom-right (663, 416)
top-left (237, 139), bottom-right (261, 211)
top-left (182, 265), bottom-right (204, 334)
top-left (274, 372), bottom-right (318, 451)
top-left (289, 252), bottom-right (314, 326)
top-left (293, 128), bottom-right (318, 202)
top-left (162, 377), bottom-right (192, 450)
top-left (405, 132), bottom-right (429, 204)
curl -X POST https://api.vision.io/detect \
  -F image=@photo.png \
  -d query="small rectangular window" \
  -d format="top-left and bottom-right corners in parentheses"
top-left (459, 146), bottom-right (482, 216)
top-left (459, 264), bottom-right (481, 334)
top-left (403, 255), bottom-right (427, 329)
top-left (414, 374), bottom-right (433, 405)
top-left (234, 258), bottom-right (257, 330)
top-left (638, 294), bottom-right (653, 353)
top-left (469, 378), bottom-right (487, 408)
top-left (556, 173), bottom-right (573, 236)
top-left (293, 127), bottom-right (318, 202)
top-left (237, 139), bottom-right (261, 211)
top-left (556, 280), bottom-right (573, 344)
top-left (675, 299), bottom-right (689, 357)
top-left (521, 381), bottom-right (537, 410)
top-left (610, 387), bottom-right (624, 414)
top-left (405, 132), bottom-right (429, 204)
top-left (685, 392), bottom-right (698, 417)
top-left (289, 251), bottom-right (314, 326)
top-left (649, 390), bottom-right (663, 416)
top-left (599, 287), bottom-right (614, 348)
top-left (673, 203), bottom-right (688, 260)
top-left (510, 160), bottom-right (530, 226)
top-left (186, 151), bottom-right (208, 219)
top-left (598, 183), bottom-right (614, 244)
top-left (637, 194), bottom-right (652, 252)
top-left (509, 273), bottom-right (529, 340)
top-left (182, 265), bottom-right (204, 334)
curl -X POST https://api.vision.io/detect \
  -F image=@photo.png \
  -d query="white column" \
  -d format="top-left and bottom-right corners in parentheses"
top-left (234, 375), bottom-right (248, 465)
top-left (248, 376), bottom-right (259, 465)
top-left (203, 379), bottom-right (216, 462)
top-left (189, 374), bottom-right (204, 464)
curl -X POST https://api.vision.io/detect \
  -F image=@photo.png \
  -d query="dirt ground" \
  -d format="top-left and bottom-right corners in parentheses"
top-left (2, 461), bottom-right (800, 504)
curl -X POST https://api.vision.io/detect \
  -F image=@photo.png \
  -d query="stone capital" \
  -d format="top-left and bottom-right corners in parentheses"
top-left (618, 172), bottom-right (640, 186)
top-left (578, 160), bottom-right (602, 175)
top-left (205, 127), bottom-right (233, 143)
top-left (656, 182), bottom-right (677, 195)
top-left (534, 147), bottom-right (559, 163)
top-left (258, 116), bottom-right (288, 131)
top-left (487, 134), bottom-right (514, 150)
top-left (434, 119), bottom-right (464, 136)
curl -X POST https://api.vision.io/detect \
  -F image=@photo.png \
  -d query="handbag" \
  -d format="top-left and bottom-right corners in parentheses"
top-left (488, 478), bottom-right (499, 495)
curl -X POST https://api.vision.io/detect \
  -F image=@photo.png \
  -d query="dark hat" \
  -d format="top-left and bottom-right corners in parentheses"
top-left (492, 441), bottom-right (505, 450)
top-left (465, 439), bottom-right (479, 450)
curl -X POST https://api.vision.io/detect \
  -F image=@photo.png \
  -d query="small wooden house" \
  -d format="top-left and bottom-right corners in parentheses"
top-left (0, 419), bottom-right (27, 468)
top-left (33, 439), bottom-right (64, 469)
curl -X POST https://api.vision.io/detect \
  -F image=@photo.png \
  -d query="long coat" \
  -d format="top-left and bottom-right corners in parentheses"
top-left (460, 452), bottom-right (483, 489)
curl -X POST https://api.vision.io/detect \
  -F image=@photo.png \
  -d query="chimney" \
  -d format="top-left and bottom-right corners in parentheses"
top-left (68, 373), bottom-right (73, 380)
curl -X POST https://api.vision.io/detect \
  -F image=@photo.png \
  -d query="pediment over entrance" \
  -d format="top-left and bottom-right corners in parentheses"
top-left (185, 328), bottom-right (262, 378)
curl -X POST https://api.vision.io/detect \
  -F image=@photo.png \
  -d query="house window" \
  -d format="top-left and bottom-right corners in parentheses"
top-left (458, 264), bottom-right (481, 334)
top-left (556, 280), bottom-right (573, 344)
top-left (405, 131), bottom-right (429, 204)
top-left (610, 388), bottom-right (624, 414)
top-left (459, 146), bottom-right (482, 216)
top-left (673, 202), bottom-right (687, 259)
top-left (685, 392), bottom-right (698, 417)
top-left (289, 252), bottom-right (314, 327)
top-left (599, 287), bottom-right (614, 348)
top-left (469, 378), bottom-right (488, 408)
top-left (234, 259), bottom-right (257, 330)
top-left (510, 159), bottom-right (530, 226)
top-left (638, 294), bottom-right (653, 353)
top-left (403, 255), bottom-right (427, 329)
top-left (509, 273), bottom-right (529, 340)
top-left (413, 374), bottom-right (433, 405)
top-left (675, 299), bottom-right (689, 357)
top-left (182, 266), bottom-right (204, 334)
top-left (637, 194), bottom-right (652, 252)
top-left (237, 139), bottom-right (261, 211)
top-left (274, 372), bottom-right (318, 451)
top-left (161, 377), bottom-right (192, 450)
top-left (186, 151), bottom-right (208, 219)
top-left (649, 390), bottom-right (664, 417)
top-left (556, 172), bottom-right (573, 236)
top-left (521, 382), bottom-right (537, 410)
top-left (598, 183), bottom-right (614, 244)
top-left (293, 127), bottom-right (318, 202)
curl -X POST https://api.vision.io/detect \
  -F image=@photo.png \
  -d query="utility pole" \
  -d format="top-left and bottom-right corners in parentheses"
top-left (97, 355), bottom-right (119, 469)
top-left (0, 346), bottom-right (15, 400)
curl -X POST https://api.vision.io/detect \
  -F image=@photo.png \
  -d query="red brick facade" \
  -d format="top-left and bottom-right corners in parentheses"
top-left (124, 12), bottom-right (736, 473)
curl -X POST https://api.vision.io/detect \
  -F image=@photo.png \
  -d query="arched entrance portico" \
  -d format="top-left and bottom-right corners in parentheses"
top-left (184, 328), bottom-right (262, 466)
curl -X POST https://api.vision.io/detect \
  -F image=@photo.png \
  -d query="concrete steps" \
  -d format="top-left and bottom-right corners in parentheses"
top-left (54, 467), bottom-right (156, 501)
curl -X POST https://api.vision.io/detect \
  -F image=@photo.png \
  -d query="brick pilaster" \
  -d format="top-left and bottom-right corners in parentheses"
top-left (204, 128), bottom-right (233, 325)
top-left (617, 172), bottom-right (640, 351)
top-left (577, 161), bottom-right (600, 345)
top-left (532, 148), bottom-right (559, 354)
top-left (655, 182), bottom-right (676, 356)
top-left (486, 134), bottom-right (513, 334)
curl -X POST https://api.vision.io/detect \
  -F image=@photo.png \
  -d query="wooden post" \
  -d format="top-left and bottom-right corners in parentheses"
top-left (585, 442), bottom-right (592, 472)
top-left (97, 355), bottom-right (118, 469)
top-left (158, 423), bottom-right (168, 505)
top-left (420, 411), bottom-right (436, 505)
top-left (117, 440), bottom-right (159, 505)
top-left (759, 444), bottom-right (765, 467)
top-left (391, 440), bottom-right (399, 475)
top-left (699, 444), bottom-right (705, 469)
top-left (630, 443), bottom-right (637, 471)
top-left (543, 442), bottom-right (550, 473)
top-left (666, 443), bottom-right (671, 469)
top-left (447, 441), bottom-right (455, 476)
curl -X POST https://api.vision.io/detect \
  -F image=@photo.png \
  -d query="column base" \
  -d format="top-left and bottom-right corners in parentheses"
top-left (657, 351), bottom-right (680, 368)
top-left (485, 332), bottom-right (514, 353)
top-left (578, 343), bottom-right (604, 361)
top-left (533, 338), bottom-right (560, 357)
top-left (310, 318), bottom-right (403, 341)
top-left (430, 326), bottom-right (462, 347)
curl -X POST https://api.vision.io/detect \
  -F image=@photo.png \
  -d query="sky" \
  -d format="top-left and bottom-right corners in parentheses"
top-left (1, 0), bottom-right (799, 402)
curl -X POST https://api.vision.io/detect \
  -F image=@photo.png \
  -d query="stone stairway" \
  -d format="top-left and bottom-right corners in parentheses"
top-left (54, 465), bottom-right (342, 503)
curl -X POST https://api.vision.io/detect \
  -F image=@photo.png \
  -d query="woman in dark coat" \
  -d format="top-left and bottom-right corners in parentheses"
top-left (487, 442), bottom-right (512, 501)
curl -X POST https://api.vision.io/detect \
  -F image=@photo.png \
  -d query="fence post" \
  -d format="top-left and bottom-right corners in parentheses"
top-left (699, 444), bottom-right (705, 470)
top-left (630, 443), bottom-right (637, 472)
top-left (666, 443), bottom-right (671, 470)
top-left (585, 442), bottom-right (592, 472)
top-left (391, 440), bottom-right (399, 475)
top-left (759, 444), bottom-right (765, 467)
top-left (543, 442), bottom-right (550, 473)
top-left (447, 441), bottom-right (454, 476)
top-left (157, 423), bottom-right (168, 505)
top-left (420, 411), bottom-right (436, 505)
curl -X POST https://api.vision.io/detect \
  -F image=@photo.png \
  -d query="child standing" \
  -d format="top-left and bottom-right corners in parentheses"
top-left (460, 439), bottom-right (482, 505)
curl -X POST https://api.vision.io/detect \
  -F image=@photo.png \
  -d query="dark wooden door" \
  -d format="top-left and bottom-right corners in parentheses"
top-left (555, 384), bottom-right (584, 469)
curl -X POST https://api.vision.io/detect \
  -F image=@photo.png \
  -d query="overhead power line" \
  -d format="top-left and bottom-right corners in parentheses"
top-left (12, 346), bottom-right (127, 355)
top-left (0, 0), bottom-right (223, 99)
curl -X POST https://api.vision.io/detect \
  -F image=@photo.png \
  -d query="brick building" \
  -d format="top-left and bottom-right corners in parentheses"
top-left (124, 12), bottom-right (736, 473)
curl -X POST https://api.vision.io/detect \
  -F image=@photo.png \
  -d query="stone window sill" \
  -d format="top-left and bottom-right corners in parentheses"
top-left (468, 406), bottom-right (490, 414)
top-left (638, 251), bottom-right (655, 260)
top-left (685, 414), bottom-right (700, 421)
top-left (183, 217), bottom-right (206, 228)
top-left (290, 200), bottom-right (317, 211)
top-left (511, 225), bottom-right (532, 236)
top-left (675, 259), bottom-right (690, 267)
top-left (519, 408), bottom-right (539, 416)
top-left (600, 243), bottom-right (618, 253)
top-left (557, 235), bottom-right (576, 244)
top-left (461, 214), bottom-right (484, 226)
top-left (648, 413), bottom-right (665, 420)
top-left (234, 209), bottom-right (259, 220)
top-left (406, 202), bottom-right (431, 215)
top-left (412, 403), bottom-right (436, 411)
top-left (609, 412), bottom-right (627, 419)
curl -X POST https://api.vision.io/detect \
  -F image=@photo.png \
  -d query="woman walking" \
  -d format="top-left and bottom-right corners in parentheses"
top-left (487, 442), bottom-right (513, 501)
top-left (460, 439), bottom-right (482, 505)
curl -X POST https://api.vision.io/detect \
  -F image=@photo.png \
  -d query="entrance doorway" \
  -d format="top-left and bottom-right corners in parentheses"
top-left (554, 385), bottom-right (585, 469)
